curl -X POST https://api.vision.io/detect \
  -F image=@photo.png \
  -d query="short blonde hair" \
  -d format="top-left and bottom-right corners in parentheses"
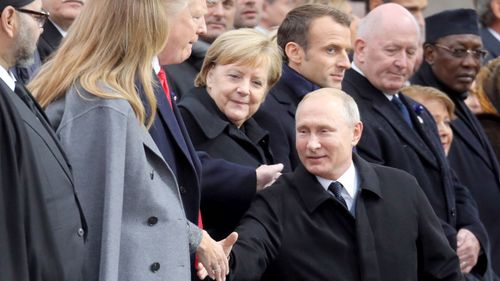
top-left (401, 85), bottom-right (456, 120)
top-left (195, 28), bottom-right (282, 90)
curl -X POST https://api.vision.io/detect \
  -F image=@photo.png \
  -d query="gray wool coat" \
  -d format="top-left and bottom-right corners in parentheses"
top-left (45, 83), bottom-right (201, 281)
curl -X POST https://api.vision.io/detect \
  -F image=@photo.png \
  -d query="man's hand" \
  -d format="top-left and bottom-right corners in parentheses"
top-left (197, 232), bottom-right (238, 280)
top-left (456, 228), bottom-right (480, 273)
top-left (256, 163), bottom-right (284, 191)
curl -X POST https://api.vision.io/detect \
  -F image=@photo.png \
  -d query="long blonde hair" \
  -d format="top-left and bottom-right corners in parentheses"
top-left (29, 0), bottom-right (186, 128)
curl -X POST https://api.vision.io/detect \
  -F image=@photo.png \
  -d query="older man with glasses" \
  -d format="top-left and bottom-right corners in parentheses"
top-left (412, 8), bottom-right (500, 278)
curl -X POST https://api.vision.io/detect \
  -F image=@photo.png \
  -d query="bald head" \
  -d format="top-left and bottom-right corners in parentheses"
top-left (357, 3), bottom-right (419, 42)
top-left (354, 3), bottom-right (420, 94)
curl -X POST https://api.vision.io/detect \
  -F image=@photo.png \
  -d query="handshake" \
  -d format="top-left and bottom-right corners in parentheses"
top-left (196, 231), bottom-right (238, 281)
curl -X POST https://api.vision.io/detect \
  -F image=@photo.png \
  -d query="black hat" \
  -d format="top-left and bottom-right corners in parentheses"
top-left (425, 9), bottom-right (480, 43)
top-left (0, 0), bottom-right (36, 12)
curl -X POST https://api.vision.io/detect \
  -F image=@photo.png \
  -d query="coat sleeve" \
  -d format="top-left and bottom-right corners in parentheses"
top-left (452, 171), bottom-right (490, 278)
top-left (413, 179), bottom-right (464, 281)
top-left (56, 103), bottom-right (131, 281)
top-left (228, 189), bottom-right (283, 281)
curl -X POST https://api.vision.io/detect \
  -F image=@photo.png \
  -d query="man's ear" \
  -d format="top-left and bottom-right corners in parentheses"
top-left (0, 7), bottom-right (18, 38)
top-left (353, 38), bottom-right (366, 64)
top-left (423, 43), bottom-right (436, 65)
top-left (352, 121), bottom-right (363, 146)
top-left (285, 42), bottom-right (304, 66)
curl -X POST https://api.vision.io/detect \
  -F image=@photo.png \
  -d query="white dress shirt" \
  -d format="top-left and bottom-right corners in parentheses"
top-left (0, 66), bottom-right (16, 91)
top-left (316, 161), bottom-right (359, 216)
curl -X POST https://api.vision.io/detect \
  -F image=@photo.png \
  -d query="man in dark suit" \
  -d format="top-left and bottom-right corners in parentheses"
top-left (475, 0), bottom-right (500, 60)
top-left (343, 4), bottom-right (491, 279)
top-left (412, 9), bottom-right (500, 277)
top-left (254, 4), bottom-right (352, 171)
top-left (200, 88), bottom-right (463, 281)
top-left (152, 1), bottom-right (278, 279)
top-left (0, 0), bottom-right (86, 280)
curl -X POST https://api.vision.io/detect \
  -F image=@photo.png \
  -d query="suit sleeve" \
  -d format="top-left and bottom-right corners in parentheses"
top-left (228, 189), bottom-right (283, 281)
top-left (414, 179), bottom-right (464, 281)
top-left (452, 171), bottom-right (490, 277)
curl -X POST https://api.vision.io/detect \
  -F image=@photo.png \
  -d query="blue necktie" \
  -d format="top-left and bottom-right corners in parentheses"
top-left (391, 95), bottom-right (413, 129)
top-left (328, 181), bottom-right (348, 209)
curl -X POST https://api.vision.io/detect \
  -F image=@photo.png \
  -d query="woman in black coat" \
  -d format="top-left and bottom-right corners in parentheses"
top-left (178, 29), bottom-right (283, 240)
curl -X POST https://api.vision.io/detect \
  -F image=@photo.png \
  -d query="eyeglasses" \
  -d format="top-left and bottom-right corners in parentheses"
top-left (15, 8), bottom-right (49, 28)
top-left (433, 43), bottom-right (488, 61)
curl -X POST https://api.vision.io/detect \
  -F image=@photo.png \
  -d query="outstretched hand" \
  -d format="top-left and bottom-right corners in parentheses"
top-left (197, 232), bottom-right (238, 280)
top-left (256, 163), bottom-right (284, 191)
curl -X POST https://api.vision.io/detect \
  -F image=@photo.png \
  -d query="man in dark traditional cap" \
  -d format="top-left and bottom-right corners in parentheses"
top-left (412, 9), bottom-right (500, 278)
top-left (0, 0), bottom-right (86, 280)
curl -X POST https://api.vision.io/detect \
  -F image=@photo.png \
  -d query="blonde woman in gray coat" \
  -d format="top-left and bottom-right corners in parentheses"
top-left (29, 0), bottom-right (234, 280)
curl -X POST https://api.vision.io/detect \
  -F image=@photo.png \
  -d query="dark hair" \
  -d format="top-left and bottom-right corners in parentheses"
top-left (277, 4), bottom-right (351, 61)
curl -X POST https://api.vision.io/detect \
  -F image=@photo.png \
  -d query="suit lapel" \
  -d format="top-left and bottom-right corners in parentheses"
top-left (4, 83), bottom-right (73, 183)
top-left (153, 82), bottom-right (195, 167)
top-left (370, 92), bottom-right (438, 167)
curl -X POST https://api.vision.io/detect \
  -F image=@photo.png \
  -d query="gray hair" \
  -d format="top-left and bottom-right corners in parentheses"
top-left (300, 88), bottom-right (360, 126)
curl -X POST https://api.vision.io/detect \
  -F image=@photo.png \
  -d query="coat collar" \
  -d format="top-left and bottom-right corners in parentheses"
top-left (412, 62), bottom-right (468, 100)
top-left (179, 87), bottom-right (269, 143)
top-left (272, 64), bottom-right (321, 105)
top-left (291, 154), bottom-right (383, 214)
top-left (40, 20), bottom-right (63, 52)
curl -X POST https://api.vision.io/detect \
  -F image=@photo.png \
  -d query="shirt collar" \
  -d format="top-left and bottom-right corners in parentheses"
top-left (316, 161), bottom-right (358, 200)
top-left (50, 19), bottom-right (67, 37)
top-left (0, 66), bottom-right (16, 91)
top-left (351, 61), bottom-right (364, 77)
top-left (487, 27), bottom-right (500, 42)
top-left (152, 57), bottom-right (161, 74)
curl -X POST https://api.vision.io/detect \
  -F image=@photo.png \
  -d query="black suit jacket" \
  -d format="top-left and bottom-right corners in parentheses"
top-left (343, 69), bottom-right (489, 278)
top-left (37, 20), bottom-right (63, 63)
top-left (0, 80), bottom-right (86, 281)
top-left (0, 80), bottom-right (65, 281)
top-left (229, 154), bottom-right (462, 281)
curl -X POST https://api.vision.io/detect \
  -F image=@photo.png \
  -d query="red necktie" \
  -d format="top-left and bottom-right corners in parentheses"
top-left (157, 68), bottom-right (172, 108)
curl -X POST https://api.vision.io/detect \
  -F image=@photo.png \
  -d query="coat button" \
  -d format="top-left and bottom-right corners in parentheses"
top-left (179, 185), bottom-right (187, 194)
top-left (450, 208), bottom-right (456, 217)
top-left (147, 216), bottom-right (158, 226)
top-left (150, 171), bottom-right (154, 180)
top-left (150, 262), bottom-right (160, 272)
top-left (77, 228), bottom-right (85, 237)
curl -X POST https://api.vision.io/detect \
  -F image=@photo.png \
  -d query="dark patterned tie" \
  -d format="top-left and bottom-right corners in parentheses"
top-left (328, 181), bottom-right (348, 209)
top-left (391, 95), bottom-right (413, 129)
